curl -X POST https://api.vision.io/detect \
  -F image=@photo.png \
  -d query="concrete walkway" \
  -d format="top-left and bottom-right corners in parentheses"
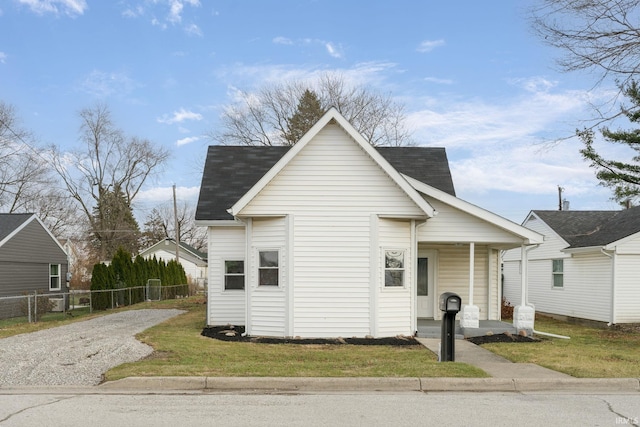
top-left (416, 338), bottom-right (573, 379)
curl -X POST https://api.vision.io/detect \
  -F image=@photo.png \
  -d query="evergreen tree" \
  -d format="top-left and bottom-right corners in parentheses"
top-left (284, 89), bottom-right (325, 145)
top-left (579, 80), bottom-right (640, 204)
top-left (91, 186), bottom-right (141, 260)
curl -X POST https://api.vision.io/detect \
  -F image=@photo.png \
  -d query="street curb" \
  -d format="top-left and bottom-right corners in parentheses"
top-left (98, 377), bottom-right (640, 393)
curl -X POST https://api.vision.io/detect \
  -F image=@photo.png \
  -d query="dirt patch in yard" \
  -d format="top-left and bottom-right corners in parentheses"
top-left (467, 332), bottom-right (541, 345)
top-left (201, 325), bottom-right (421, 346)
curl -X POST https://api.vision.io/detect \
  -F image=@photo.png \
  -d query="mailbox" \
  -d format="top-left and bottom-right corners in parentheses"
top-left (439, 292), bottom-right (461, 313)
top-left (439, 292), bottom-right (461, 362)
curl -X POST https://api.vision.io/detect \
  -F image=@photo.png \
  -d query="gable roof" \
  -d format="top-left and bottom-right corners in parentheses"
top-left (0, 213), bottom-right (34, 243)
top-left (196, 111), bottom-right (455, 221)
top-left (532, 207), bottom-right (640, 248)
top-left (0, 213), bottom-right (67, 254)
top-left (406, 176), bottom-right (544, 245)
top-left (139, 238), bottom-right (207, 262)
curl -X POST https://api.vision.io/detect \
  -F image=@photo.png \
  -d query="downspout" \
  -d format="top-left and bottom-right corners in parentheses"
top-left (601, 248), bottom-right (616, 326)
top-left (520, 244), bottom-right (569, 339)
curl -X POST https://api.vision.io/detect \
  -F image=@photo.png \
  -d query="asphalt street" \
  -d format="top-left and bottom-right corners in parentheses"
top-left (0, 390), bottom-right (638, 427)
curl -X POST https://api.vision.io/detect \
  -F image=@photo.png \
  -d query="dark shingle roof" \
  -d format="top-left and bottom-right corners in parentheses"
top-left (533, 207), bottom-right (640, 248)
top-left (0, 213), bottom-right (34, 243)
top-left (196, 146), bottom-right (455, 221)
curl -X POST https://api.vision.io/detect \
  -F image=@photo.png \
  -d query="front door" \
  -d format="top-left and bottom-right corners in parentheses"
top-left (417, 252), bottom-right (435, 318)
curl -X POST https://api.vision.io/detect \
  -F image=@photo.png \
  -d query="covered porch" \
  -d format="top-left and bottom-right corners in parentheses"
top-left (417, 319), bottom-right (516, 338)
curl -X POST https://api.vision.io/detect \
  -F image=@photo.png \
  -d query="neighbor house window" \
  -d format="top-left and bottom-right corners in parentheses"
top-left (224, 261), bottom-right (245, 290)
top-left (552, 259), bottom-right (564, 288)
top-left (259, 250), bottom-right (279, 286)
top-left (385, 250), bottom-right (405, 287)
top-left (50, 264), bottom-right (61, 291)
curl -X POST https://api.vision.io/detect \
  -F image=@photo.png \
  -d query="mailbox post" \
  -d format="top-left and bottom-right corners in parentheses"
top-left (439, 292), bottom-right (461, 362)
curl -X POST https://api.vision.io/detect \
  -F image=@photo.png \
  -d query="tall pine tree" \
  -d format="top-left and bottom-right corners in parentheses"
top-left (283, 89), bottom-right (325, 145)
top-left (579, 80), bottom-right (640, 205)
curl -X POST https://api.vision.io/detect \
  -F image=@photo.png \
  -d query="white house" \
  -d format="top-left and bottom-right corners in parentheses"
top-left (503, 208), bottom-right (640, 325)
top-left (139, 238), bottom-right (208, 288)
top-left (195, 108), bottom-right (543, 338)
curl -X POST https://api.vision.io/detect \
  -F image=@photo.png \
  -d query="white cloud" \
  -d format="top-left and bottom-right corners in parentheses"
top-left (417, 39), bottom-right (445, 53)
top-left (157, 108), bottom-right (203, 124)
top-left (273, 36), bottom-right (293, 45)
top-left (136, 185), bottom-right (200, 203)
top-left (185, 23), bottom-right (202, 37)
top-left (272, 37), bottom-right (344, 59)
top-left (424, 76), bottom-right (453, 85)
top-left (0, 52), bottom-right (6, 64)
top-left (18, 0), bottom-right (87, 16)
top-left (79, 70), bottom-right (136, 98)
top-left (176, 136), bottom-right (200, 146)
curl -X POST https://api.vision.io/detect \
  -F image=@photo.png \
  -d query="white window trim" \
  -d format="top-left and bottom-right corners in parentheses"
top-left (49, 264), bottom-right (61, 291)
top-left (383, 248), bottom-right (407, 289)
top-left (258, 249), bottom-right (280, 287)
top-left (223, 260), bottom-right (245, 291)
top-left (552, 259), bottom-right (564, 289)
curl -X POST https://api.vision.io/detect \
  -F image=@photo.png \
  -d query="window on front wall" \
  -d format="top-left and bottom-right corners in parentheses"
top-left (552, 259), bottom-right (564, 288)
top-left (224, 260), bottom-right (245, 290)
top-left (50, 264), bottom-right (61, 291)
top-left (259, 250), bottom-right (279, 286)
top-left (385, 250), bottom-right (405, 287)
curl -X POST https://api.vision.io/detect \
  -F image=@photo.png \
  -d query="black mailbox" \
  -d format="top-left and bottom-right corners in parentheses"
top-left (439, 292), bottom-right (461, 362)
top-left (439, 292), bottom-right (461, 313)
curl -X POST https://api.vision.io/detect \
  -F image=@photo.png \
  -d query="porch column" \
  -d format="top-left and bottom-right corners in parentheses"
top-left (514, 244), bottom-right (535, 336)
top-left (460, 242), bottom-right (479, 329)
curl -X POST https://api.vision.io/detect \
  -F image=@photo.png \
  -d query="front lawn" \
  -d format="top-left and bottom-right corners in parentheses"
top-left (105, 298), bottom-right (486, 380)
top-left (480, 316), bottom-right (640, 378)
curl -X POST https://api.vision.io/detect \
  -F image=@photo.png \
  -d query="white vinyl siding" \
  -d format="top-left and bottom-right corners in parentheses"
top-left (528, 254), bottom-right (611, 322)
top-left (422, 244), bottom-right (489, 321)
top-left (207, 226), bottom-right (246, 326)
top-left (377, 218), bottom-right (412, 336)
top-left (614, 254), bottom-right (640, 323)
top-left (418, 198), bottom-right (524, 245)
top-left (238, 125), bottom-right (427, 338)
top-left (250, 218), bottom-right (287, 337)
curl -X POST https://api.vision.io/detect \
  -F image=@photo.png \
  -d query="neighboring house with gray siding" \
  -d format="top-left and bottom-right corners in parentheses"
top-left (0, 213), bottom-right (69, 302)
top-left (196, 108), bottom-right (542, 338)
top-left (503, 208), bottom-right (640, 324)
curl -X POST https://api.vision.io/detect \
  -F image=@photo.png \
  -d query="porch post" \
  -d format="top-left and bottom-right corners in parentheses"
top-left (514, 244), bottom-right (535, 336)
top-left (460, 242), bottom-right (479, 329)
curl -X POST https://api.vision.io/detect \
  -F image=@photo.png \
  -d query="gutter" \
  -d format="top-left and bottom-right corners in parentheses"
top-left (600, 248), bottom-right (616, 326)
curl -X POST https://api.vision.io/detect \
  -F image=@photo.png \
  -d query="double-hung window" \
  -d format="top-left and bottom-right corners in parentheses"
top-left (384, 250), bottom-right (405, 287)
top-left (224, 261), bottom-right (245, 290)
top-left (552, 259), bottom-right (564, 288)
top-left (258, 250), bottom-right (279, 286)
top-left (50, 264), bottom-right (61, 291)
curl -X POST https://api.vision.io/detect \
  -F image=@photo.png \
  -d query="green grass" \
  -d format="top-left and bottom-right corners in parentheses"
top-left (105, 298), bottom-right (486, 380)
top-left (481, 316), bottom-right (640, 378)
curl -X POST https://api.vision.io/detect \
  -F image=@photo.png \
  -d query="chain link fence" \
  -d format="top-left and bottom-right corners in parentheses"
top-left (0, 283), bottom-right (191, 324)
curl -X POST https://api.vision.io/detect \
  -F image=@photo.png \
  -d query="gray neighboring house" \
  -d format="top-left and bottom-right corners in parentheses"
top-left (0, 214), bottom-right (69, 315)
top-left (503, 207), bottom-right (640, 325)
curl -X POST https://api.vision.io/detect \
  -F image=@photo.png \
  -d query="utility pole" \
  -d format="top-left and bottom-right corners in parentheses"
top-left (173, 184), bottom-right (180, 264)
top-left (558, 186), bottom-right (564, 211)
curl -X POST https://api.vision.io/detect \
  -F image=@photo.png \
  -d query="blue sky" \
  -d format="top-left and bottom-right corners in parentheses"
top-left (0, 0), bottom-right (626, 224)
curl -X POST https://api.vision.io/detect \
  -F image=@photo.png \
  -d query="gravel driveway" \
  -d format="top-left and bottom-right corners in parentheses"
top-left (0, 309), bottom-right (184, 386)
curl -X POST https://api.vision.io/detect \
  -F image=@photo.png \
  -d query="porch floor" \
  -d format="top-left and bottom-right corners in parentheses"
top-left (417, 319), bottom-right (516, 339)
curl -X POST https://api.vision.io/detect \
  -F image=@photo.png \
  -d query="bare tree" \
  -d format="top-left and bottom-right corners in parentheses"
top-left (51, 103), bottom-right (170, 259)
top-left (212, 72), bottom-right (413, 147)
top-left (531, 0), bottom-right (640, 121)
top-left (0, 101), bottom-right (79, 237)
top-left (141, 201), bottom-right (207, 252)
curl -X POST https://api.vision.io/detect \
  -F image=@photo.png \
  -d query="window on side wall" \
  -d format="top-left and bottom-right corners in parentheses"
top-left (224, 261), bottom-right (245, 290)
top-left (384, 250), bottom-right (405, 287)
top-left (552, 259), bottom-right (564, 288)
top-left (50, 264), bottom-right (61, 291)
top-left (259, 250), bottom-right (279, 286)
